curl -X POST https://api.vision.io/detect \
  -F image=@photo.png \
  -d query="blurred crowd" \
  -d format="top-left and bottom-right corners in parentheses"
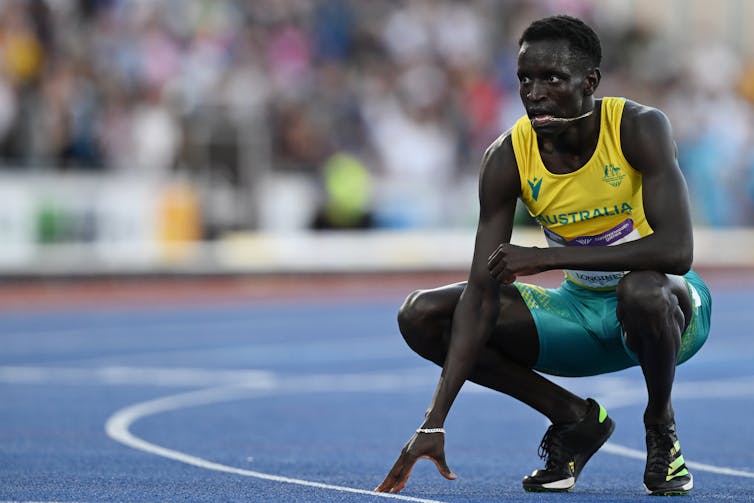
top-left (1, 0), bottom-right (754, 235)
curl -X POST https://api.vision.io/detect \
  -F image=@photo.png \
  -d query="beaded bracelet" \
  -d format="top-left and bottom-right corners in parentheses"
top-left (416, 427), bottom-right (445, 434)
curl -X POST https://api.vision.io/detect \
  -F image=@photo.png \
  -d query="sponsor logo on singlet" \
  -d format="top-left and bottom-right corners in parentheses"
top-left (527, 177), bottom-right (543, 201)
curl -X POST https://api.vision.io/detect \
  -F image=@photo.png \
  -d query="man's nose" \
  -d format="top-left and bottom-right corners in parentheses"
top-left (527, 81), bottom-right (546, 101)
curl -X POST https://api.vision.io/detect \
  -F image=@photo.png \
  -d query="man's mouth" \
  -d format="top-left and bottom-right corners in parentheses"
top-left (530, 114), bottom-right (555, 127)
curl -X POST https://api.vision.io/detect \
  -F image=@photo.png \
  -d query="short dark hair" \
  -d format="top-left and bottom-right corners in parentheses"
top-left (518, 15), bottom-right (602, 68)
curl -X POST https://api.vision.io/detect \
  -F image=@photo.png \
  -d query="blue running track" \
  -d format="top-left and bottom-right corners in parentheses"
top-left (1, 272), bottom-right (753, 502)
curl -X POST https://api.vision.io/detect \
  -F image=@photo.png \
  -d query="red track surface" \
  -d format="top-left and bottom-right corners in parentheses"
top-left (0, 266), bottom-right (751, 312)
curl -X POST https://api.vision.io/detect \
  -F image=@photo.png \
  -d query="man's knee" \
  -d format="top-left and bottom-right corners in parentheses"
top-left (397, 289), bottom-right (450, 353)
top-left (616, 271), bottom-right (673, 320)
top-left (617, 271), bottom-right (684, 349)
top-left (398, 289), bottom-right (435, 335)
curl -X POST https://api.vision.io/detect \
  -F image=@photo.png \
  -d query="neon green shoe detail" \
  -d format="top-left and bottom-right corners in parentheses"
top-left (644, 423), bottom-right (693, 495)
top-left (598, 405), bottom-right (608, 423)
top-left (523, 398), bottom-right (614, 493)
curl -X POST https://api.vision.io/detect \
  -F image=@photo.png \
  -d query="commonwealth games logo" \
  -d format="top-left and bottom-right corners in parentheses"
top-left (602, 164), bottom-right (625, 187)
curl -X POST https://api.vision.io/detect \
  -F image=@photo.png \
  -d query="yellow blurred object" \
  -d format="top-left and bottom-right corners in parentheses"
top-left (737, 59), bottom-right (754, 105)
top-left (2, 30), bottom-right (43, 84)
top-left (323, 153), bottom-right (372, 227)
top-left (157, 182), bottom-right (202, 262)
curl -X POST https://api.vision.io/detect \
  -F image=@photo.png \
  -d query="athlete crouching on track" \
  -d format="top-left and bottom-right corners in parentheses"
top-left (376, 14), bottom-right (711, 496)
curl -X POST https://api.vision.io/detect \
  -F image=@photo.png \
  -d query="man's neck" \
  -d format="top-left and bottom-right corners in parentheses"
top-left (538, 99), bottom-right (601, 172)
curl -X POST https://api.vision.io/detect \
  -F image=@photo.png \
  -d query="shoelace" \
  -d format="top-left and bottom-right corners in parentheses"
top-left (538, 424), bottom-right (571, 470)
top-left (645, 425), bottom-right (675, 474)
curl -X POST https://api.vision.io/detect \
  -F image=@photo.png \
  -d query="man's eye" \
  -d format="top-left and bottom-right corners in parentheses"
top-left (519, 76), bottom-right (531, 84)
top-left (547, 75), bottom-right (561, 83)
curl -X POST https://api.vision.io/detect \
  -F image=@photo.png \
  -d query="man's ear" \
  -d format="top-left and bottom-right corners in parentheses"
top-left (583, 67), bottom-right (601, 96)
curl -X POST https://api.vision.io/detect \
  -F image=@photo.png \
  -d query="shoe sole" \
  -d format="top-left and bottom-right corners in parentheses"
top-left (644, 474), bottom-right (693, 496)
top-left (644, 486), bottom-right (692, 496)
top-left (523, 485), bottom-right (574, 493)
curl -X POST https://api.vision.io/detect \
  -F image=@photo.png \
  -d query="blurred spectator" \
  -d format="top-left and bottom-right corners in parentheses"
top-left (0, 0), bottom-right (753, 234)
top-left (129, 84), bottom-right (181, 178)
top-left (310, 152), bottom-right (374, 230)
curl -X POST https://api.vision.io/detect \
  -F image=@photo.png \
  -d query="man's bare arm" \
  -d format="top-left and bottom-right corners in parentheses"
top-left (375, 135), bottom-right (521, 494)
top-left (421, 135), bottom-right (521, 428)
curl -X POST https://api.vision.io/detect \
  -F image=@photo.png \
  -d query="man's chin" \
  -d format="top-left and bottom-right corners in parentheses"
top-left (531, 121), bottom-right (564, 135)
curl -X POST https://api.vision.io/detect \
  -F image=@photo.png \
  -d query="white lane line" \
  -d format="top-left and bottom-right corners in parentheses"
top-left (4, 365), bottom-right (752, 486)
top-left (105, 386), bottom-right (445, 503)
top-left (592, 376), bottom-right (754, 478)
top-left (0, 365), bottom-right (278, 387)
top-left (0, 365), bottom-right (437, 391)
top-left (601, 443), bottom-right (754, 478)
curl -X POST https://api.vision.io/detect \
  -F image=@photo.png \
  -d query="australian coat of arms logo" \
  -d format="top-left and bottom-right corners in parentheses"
top-left (602, 164), bottom-right (625, 187)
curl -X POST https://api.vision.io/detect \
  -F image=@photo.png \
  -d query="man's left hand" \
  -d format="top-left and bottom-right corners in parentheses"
top-left (487, 243), bottom-right (544, 284)
top-left (375, 432), bottom-right (456, 493)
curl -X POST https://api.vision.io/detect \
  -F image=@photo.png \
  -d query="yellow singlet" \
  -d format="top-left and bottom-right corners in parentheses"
top-left (510, 97), bottom-right (653, 290)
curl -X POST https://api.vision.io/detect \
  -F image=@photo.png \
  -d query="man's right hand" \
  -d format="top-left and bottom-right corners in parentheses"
top-left (375, 432), bottom-right (457, 493)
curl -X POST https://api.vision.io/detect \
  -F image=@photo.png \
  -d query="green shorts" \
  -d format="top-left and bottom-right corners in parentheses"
top-left (513, 270), bottom-right (711, 377)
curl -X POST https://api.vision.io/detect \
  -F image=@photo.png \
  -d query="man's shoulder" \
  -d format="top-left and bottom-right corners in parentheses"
top-left (483, 128), bottom-right (515, 165)
top-left (618, 99), bottom-right (676, 167)
top-left (620, 99), bottom-right (671, 129)
top-left (479, 128), bottom-right (522, 198)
